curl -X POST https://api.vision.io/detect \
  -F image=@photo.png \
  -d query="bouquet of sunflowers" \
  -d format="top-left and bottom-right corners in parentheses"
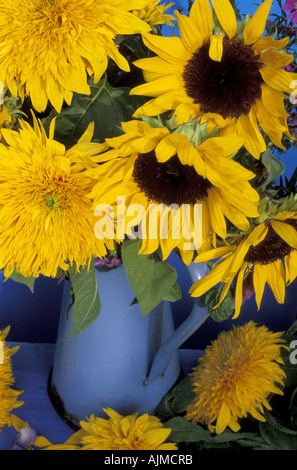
top-left (1, 0), bottom-right (297, 451)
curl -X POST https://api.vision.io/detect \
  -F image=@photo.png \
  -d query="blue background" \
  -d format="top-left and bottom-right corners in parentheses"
top-left (0, 0), bottom-right (296, 346)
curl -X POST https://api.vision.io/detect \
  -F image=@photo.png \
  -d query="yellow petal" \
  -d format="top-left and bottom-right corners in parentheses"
top-left (211, 0), bottom-right (237, 39)
top-left (33, 436), bottom-right (55, 448)
top-left (190, 255), bottom-right (233, 297)
top-left (267, 260), bottom-right (286, 304)
top-left (260, 66), bottom-right (294, 94)
top-left (219, 198), bottom-right (251, 232)
top-left (181, 145), bottom-right (207, 177)
top-left (174, 102), bottom-right (201, 124)
top-left (131, 74), bottom-right (184, 97)
top-left (255, 98), bottom-right (287, 147)
top-left (190, 0), bottom-right (213, 44)
top-left (236, 111), bottom-right (265, 159)
top-left (243, 0), bottom-right (273, 45)
top-left (216, 402), bottom-right (231, 434)
top-left (77, 122), bottom-right (95, 144)
top-left (155, 133), bottom-right (187, 162)
top-left (246, 222), bottom-right (268, 246)
top-left (199, 135), bottom-right (245, 159)
top-left (194, 245), bottom-right (234, 263)
top-left (270, 219), bottom-right (297, 249)
top-left (252, 36), bottom-right (290, 54)
top-left (133, 56), bottom-right (183, 76)
top-left (232, 262), bottom-right (248, 319)
top-left (48, 116), bottom-right (57, 141)
top-left (209, 34), bottom-right (224, 62)
top-left (175, 10), bottom-right (203, 52)
top-left (260, 49), bottom-right (294, 68)
top-left (208, 187), bottom-right (227, 239)
top-left (141, 33), bottom-right (191, 64)
top-left (223, 240), bottom-right (250, 282)
top-left (10, 414), bottom-right (29, 432)
top-left (285, 250), bottom-right (297, 285)
top-left (132, 99), bottom-right (166, 119)
top-left (260, 84), bottom-right (288, 118)
top-left (253, 263), bottom-right (268, 310)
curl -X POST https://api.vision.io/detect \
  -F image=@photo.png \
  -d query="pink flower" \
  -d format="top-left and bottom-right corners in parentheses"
top-left (94, 256), bottom-right (122, 268)
top-left (283, 0), bottom-right (297, 25)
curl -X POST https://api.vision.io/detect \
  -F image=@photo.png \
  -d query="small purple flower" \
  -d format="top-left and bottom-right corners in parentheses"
top-left (11, 426), bottom-right (37, 450)
top-left (94, 256), bottom-right (122, 268)
top-left (282, 0), bottom-right (297, 25)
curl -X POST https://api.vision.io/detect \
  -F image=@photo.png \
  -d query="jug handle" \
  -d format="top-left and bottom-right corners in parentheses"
top-left (144, 261), bottom-right (209, 384)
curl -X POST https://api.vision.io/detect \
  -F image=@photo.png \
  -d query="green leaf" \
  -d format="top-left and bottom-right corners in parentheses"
top-left (162, 281), bottom-right (182, 302)
top-left (259, 421), bottom-right (297, 450)
top-left (163, 417), bottom-right (213, 443)
top-left (8, 268), bottom-right (36, 293)
top-left (42, 77), bottom-right (146, 147)
top-left (204, 285), bottom-right (235, 322)
top-left (156, 376), bottom-right (196, 420)
top-left (68, 262), bottom-right (101, 335)
top-left (122, 36), bottom-right (149, 60)
top-left (121, 239), bottom-right (179, 316)
top-left (259, 149), bottom-right (285, 191)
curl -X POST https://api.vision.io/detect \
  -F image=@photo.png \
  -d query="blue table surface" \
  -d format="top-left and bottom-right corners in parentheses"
top-left (0, 343), bottom-right (201, 451)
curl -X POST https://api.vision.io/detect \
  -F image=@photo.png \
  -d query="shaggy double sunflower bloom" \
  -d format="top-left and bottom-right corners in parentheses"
top-left (190, 209), bottom-right (297, 317)
top-left (186, 322), bottom-right (287, 434)
top-left (0, 327), bottom-right (23, 431)
top-left (87, 119), bottom-right (259, 264)
top-left (131, 0), bottom-right (296, 158)
top-left (24, 408), bottom-right (177, 450)
top-left (0, 115), bottom-right (113, 279)
top-left (0, 0), bottom-right (152, 112)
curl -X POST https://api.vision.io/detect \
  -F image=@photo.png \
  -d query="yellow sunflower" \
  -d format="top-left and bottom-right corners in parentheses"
top-left (0, 115), bottom-right (113, 279)
top-left (185, 321), bottom-right (287, 434)
top-left (131, 0), bottom-right (176, 28)
top-left (0, 0), bottom-right (151, 113)
top-left (30, 409), bottom-right (177, 450)
top-left (0, 327), bottom-right (23, 431)
top-left (190, 209), bottom-right (297, 318)
top-left (87, 118), bottom-right (259, 264)
top-left (130, 0), bottom-right (296, 158)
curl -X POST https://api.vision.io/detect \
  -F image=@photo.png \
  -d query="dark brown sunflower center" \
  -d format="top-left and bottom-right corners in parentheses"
top-left (132, 151), bottom-right (212, 206)
top-left (182, 37), bottom-right (264, 119)
top-left (244, 219), bottom-right (297, 265)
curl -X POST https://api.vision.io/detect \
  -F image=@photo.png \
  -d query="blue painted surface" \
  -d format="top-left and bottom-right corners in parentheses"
top-left (0, 272), bottom-right (63, 343)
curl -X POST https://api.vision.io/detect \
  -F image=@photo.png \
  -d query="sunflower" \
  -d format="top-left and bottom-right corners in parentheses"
top-left (185, 321), bottom-right (287, 434)
top-left (131, 0), bottom-right (176, 29)
top-left (31, 408), bottom-right (177, 450)
top-left (87, 119), bottom-right (260, 264)
top-left (0, 0), bottom-right (151, 113)
top-left (190, 209), bottom-right (297, 318)
top-left (130, 0), bottom-right (296, 158)
top-left (0, 327), bottom-right (23, 431)
top-left (0, 115), bottom-right (113, 279)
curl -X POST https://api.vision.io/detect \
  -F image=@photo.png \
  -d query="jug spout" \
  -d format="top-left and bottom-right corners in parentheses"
top-left (144, 261), bottom-right (209, 384)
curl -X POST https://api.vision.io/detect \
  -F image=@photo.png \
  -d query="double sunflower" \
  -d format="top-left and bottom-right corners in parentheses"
top-left (0, 115), bottom-right (113, 279)
top-left (0, 0), bottom-right (152, 112)
top-left (87, 119), bottom-right (259, 264)
top-left (131, 0), bottom-right (296, 158)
